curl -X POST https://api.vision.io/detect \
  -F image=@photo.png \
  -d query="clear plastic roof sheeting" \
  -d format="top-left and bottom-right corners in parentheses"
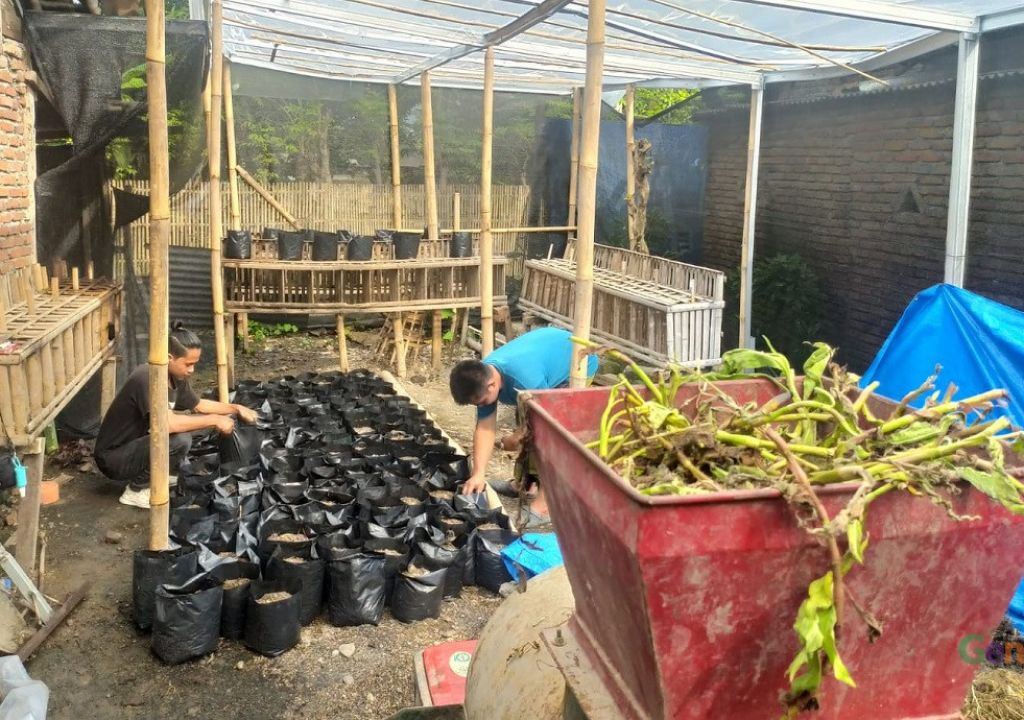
top-left (207, 0), bottom-right (1024, 93)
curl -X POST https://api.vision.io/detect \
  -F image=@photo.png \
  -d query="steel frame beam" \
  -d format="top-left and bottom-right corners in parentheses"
top-left (725, 0), bottom-right (977, 32)
top-left (738, 78), bottom-right (765, 349)
top-left (944, 32), bottom-right (980, 287)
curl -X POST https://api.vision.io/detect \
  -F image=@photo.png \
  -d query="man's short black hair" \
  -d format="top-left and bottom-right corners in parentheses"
top-left (169, 320), bottom-right (202, 358)
top-left (450, 360), bottom-right (491, 405)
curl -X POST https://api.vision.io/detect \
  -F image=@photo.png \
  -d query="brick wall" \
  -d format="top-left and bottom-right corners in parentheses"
top-left (700, 42), bottom-right (1024, 371)
top-left (0, 35), bottom-right (34, 271)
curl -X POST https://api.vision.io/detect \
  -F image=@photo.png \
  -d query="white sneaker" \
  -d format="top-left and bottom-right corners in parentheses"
top-left (119, 486), bottom-right (151, 509)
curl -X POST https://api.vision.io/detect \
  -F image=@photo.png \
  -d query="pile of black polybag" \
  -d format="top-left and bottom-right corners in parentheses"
top-left (133, 369), bottom-right (518, 665)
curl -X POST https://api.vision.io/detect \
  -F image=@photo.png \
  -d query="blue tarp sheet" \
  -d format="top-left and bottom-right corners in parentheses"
top-left (862, 283), bottom-right (1024, 631)
top-left (501, 533), bottom-right (563, 580)
top-left (861, 284), bottom-right (1024, 429)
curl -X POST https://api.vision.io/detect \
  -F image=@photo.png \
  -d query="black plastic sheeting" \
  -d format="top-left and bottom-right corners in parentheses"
top-left (533, 119), bottom-right (708, 263)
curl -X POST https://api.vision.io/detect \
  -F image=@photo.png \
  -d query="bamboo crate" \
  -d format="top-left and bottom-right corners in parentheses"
top-left (223, 256), bottom-right (508, 313)
top-left (0, 267), bottom-right (122, 447)
top-left (519, 257), bottom-right (724, 367)
top-left (247, 236), bottom-right (479, 262)
top-left (563, 241), bottom-right (726, 302)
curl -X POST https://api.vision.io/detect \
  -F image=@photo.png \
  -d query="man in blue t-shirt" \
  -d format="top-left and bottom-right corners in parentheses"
top-left (449, 327), bottom-right (598, 511)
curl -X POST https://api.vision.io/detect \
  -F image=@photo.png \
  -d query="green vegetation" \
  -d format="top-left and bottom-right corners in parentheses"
top-left (245, 321), bottom-right (299, 351)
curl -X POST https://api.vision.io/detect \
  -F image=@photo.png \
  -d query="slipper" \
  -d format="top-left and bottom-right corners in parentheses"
top-left (489, 478), bottom-right (520, 497)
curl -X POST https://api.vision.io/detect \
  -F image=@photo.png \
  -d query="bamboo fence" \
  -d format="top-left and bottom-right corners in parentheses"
top-left (117, 180), bottom-right (532, 277)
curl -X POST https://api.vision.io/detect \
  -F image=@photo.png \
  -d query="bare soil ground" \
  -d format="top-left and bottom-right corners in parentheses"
top-left (23, 329), bottom-right (521, 720)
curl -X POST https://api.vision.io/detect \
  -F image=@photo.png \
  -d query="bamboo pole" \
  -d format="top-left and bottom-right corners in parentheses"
top-left (624, 84), bottom-right (635, 247)
top-left (431, 309), bottom-right (442, 371)
top-left (570, 0), bottom-right (605, 388)
top-left (479, 47), bottom-right (495, 357)
top-left (393, 313), bottom-right (407, 378)
top-left (337, 314), bottom-right (349, 372)
top-left (209, 1), bottom-right (229, 402)
top-left (421, 72), bottom-right (439, 242)
top-left (223, 58), bottom-right (241, 232)
top-left (388, 84), bottom-right (402, 230)
top-left (452, 192), bottom-right (460, 231)
top-left (567, 88), bottom-right (582, 230)
top-left (145, 0), bottom-right (171, 550)
top-left (235, 165), bottom-right (302, 229)
top-left (71, 267), bottom-right (79, 291)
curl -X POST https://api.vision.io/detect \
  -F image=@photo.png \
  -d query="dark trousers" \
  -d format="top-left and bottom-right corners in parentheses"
top-left (96, 433), bottom-right (193, 491)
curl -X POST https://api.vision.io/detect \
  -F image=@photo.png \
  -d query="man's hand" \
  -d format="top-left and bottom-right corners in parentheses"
top-left (233, 405), bottom-right (258, 424)
top-left (461, 474), bottom-right (488, 496)
top-left (214, 415), bottom-right (236, 435)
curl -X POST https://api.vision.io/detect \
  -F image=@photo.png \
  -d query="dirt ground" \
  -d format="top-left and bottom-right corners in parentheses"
top-left (22, 329), bottom-right (522, 720)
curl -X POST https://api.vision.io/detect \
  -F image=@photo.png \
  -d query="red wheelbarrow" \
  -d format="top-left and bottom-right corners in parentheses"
top-left (523, 378), bottom-right (1024, 720)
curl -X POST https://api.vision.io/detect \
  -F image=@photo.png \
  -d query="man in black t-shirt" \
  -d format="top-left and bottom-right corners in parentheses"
top-left (95, 322), bottom-right (257, 509)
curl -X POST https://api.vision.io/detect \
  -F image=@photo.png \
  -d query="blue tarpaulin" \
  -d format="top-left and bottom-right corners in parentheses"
top-left (861, 284), bottom-right (1024, 429)
top-left (501, 533), bottom-right (563, 580)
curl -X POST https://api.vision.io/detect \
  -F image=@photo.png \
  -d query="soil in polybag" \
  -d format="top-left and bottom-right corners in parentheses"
top-left (244, 578), bottom-right (302, 657)
top-left (393, 232), bottom-right (421, 260)
top-left (417, 540), bottom-right (466, 599)
top-left (346, 235), bottom-right (374, 261)
top-left (220, 425), bottom-right (263, 466)
top-left (450, 232), bottom-right (472, 258)
top-left (278, 231), bottom-right (305, 260)
top-left (325, 548), bottom-right (387, 627)
top-left (266, 546), bottom-right (324, 626)
top-left (132, 547), bottom-right (199, 630)
top-left (225, 229), bottom-right (252, 259)
top-left (391, 563), bottom-right (447, 623)
top-left (312, 231), bottom-right (339, 261)
top-left (474, 528), bottom-right (519, 593)
top-left (151, 574), bottom-right (224, 665)
top-left (209, 560), bottom-right (261, 639)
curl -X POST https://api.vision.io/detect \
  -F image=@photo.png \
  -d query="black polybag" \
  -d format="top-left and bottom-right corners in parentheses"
top-left (278, 231), bottom-right (305, 260)
top-left (346, 235), bottom-right (374, 261)
top-left (391, 565), bottom-right (448, 623)
top-left (312, 231), bottom-right (339, 261)
top-left (393, 232), bottom-right (421, 260)
top-left (266, 547), bottom-right (324, 626)
top-left (474, 529), bottom-right (518, 592)
top-left (417, 541), bottom-right (467, 599)
top-left (262, 227), bottom-right (282, 241)
top-left (151, 574), bottom-right (224, 665)
top-left (219, 426), bottom-right (264, 466)
top-left (132, 547), bottom-right (199, 630)
top-left (244, 579), bottom-right (303, 657)
top-left (225, 229), bottom-right (252, 259)
top-left (209, 560), bottom-right (261, 639)
top-left (325, 549), bottom-right (387, 627)
top-left (450, 231), bottom-right (472, 258)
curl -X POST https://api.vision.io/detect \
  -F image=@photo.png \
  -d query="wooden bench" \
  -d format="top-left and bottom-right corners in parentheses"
top-left (519, 248), bottom-right (725, 368)
top-left (0, 264), bottom-right (123, 575)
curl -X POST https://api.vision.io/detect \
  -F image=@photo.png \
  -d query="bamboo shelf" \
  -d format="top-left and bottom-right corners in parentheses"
top-left (248, 237), bottom-right (479, 262)
top-left (0, 267), bottom-right (123, 447)
top-left (519, 257), bottom-right (724, 368)
top-left (223, 256), bottom-right (508, 313)
top-left (563, 241), bottom-right (726, 303)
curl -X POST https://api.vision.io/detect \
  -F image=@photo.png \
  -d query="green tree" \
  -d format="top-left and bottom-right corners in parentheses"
top-left (619, 87), bottom-right (701, 124)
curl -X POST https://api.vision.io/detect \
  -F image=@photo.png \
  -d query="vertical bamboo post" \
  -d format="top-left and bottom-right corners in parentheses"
top-left (452, 192), bottom-right (461, 231)
top-left (624, 84), bottom-right (635, 247)
top-left (431, 309), bottom-right (442, 371)
top-left (570, 0), bottom-right (605, 388)
top-left (421, 72), bottom-right (439, 241)
top-left (209, 1), bottom-right (229, 401)
top-left (567, 88), bottom-right (582, 231)
top-left (238, 311), bottom-right (249, 353)
top-left (479, 47), bottom-right (495, 357)
top-left (393, 313), bottom-right (407, 378)
top-left (337, 314), bottom-right (349, 372)
top-left (223, 58), bottom-right (241, 232)
top-left (388, 84), bottom-right (402, 230)
top-left (49, 278), bottom-right (58, 299)
top-left (71, 267), bottom-right (79, 291)
top-left (145, 0), bottom-right (171, 550)
top-left (0, 299), bottom-right (6, 334)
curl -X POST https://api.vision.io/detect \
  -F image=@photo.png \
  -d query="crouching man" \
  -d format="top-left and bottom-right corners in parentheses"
top-left (94, 322), bottom-right (257, 508)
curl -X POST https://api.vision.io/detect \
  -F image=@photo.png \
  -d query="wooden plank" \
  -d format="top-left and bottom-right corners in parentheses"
top-left (18, 582), bottom-right (90, 662)
top-left (0, 367), bottom-right (17, 439)
top-left (15, 438), bottom-right (45, 576)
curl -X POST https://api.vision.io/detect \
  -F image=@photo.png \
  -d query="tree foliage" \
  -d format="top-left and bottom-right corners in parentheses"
top-left (619, 87), bottom-right (701, 124)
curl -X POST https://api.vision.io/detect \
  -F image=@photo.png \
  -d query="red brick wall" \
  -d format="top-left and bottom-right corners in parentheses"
top-left (0, 36), bottom-right (34, 271)
top-left (700, 73), bottom-right (1024, 371)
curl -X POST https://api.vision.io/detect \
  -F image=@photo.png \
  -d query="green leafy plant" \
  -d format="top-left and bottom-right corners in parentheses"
top-left (573, 336), bottom-right (1024, 716)
top-left (726, 253), bottom-right (824, 366)
top-left (246, 321), bottom-right (299, 351)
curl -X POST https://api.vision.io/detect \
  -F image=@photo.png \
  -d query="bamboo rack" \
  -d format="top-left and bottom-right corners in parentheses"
top-left (222, 256), bottom-right (508, 314)
top-left (520, 257), bottom-right (724, 368)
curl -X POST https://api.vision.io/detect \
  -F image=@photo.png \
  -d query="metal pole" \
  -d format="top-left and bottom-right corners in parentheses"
top-left (738, 79), bottom-right (765, 350)
top-left (569, 0), bottom-right (605, 388)
top-left (943, 32), bottom-right (980, 287)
